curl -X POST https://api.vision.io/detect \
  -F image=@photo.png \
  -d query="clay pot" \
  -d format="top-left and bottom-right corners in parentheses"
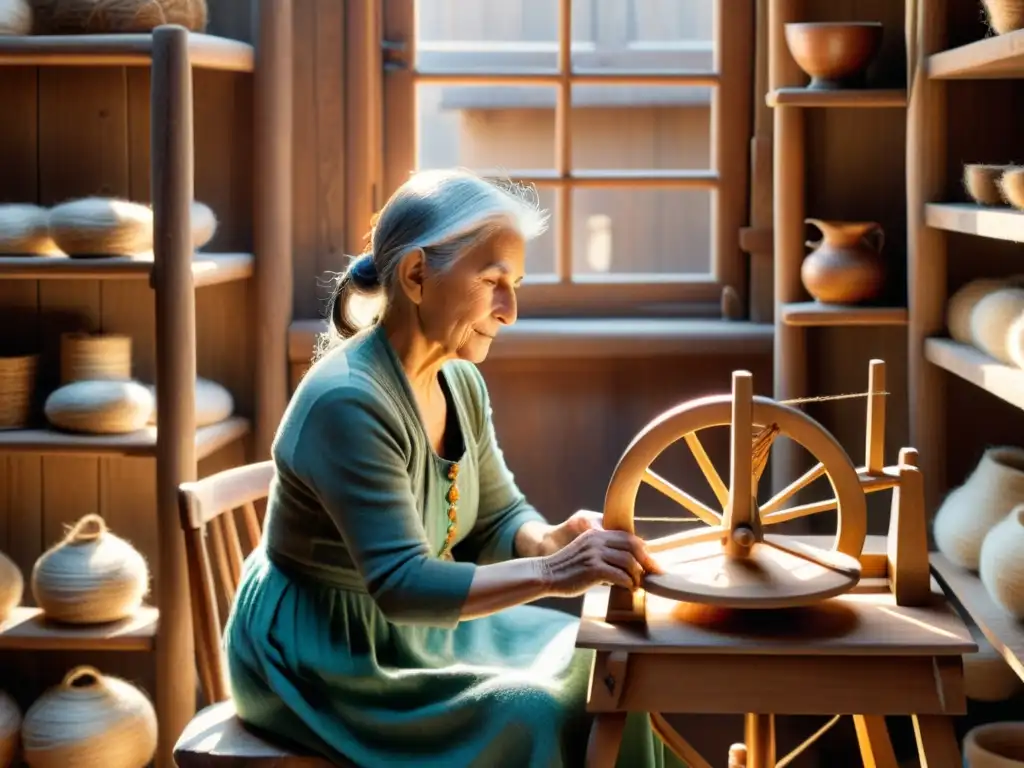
top-left (964, 722), bottom-right (1024, 767)
top-left (784, 22), bottom-right (883, 90)
top-left (980, 504), bottom-right (1024, 619)
top-left (933, 447), bottom-right (1024, 571)
top-left (982, 0), bottom-right (1024, 34)
top-left (800, 219), bottom-right (886, 304)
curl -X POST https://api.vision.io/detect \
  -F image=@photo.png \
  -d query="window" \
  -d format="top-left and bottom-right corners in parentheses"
top-left (375, 0), bottom-right (753, 317)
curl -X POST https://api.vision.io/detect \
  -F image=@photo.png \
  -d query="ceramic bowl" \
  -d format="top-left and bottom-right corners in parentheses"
top-left (784, 22), bottom-right (883, 90)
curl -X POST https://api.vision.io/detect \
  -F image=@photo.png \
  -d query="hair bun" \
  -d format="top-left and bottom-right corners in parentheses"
top-left (349, 252), bottom-right (379, 290)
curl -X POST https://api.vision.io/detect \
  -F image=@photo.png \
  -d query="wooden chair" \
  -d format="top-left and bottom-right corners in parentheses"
top-left (172, 460), bottom-right (339, 767)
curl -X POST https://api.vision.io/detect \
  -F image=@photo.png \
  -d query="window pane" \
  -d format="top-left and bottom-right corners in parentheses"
top-left (416, 84), bottom-right (556, 171)
top-left (570, 0), bottom-right (714, 72)
top-left (571, 188), bottom-right (711, 276)
top-left (570, 85), bottom-right (711, 171)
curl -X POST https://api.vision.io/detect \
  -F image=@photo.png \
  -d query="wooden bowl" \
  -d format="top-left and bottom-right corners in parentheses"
top-left (999, 167), bottom-right (1024, 210)
top-left (964, 164), bottom-right (1015, 206)
top-left (784, 22), bottom-right (883, 90)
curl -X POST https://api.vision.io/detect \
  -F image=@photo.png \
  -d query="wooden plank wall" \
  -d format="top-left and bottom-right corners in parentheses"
top-left (0, 2), bottom-right (254, 711)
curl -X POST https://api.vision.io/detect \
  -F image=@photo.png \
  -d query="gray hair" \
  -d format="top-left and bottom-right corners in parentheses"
top-left (315, 169), bottom-right (548, 361)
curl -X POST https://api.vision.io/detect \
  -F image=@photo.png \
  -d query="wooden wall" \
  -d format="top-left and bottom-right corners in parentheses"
top-left (0, 3), bottom-right (255, 711)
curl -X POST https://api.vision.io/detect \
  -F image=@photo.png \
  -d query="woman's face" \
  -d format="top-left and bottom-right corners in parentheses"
top-left (420, 228), bottom-right (525, 363)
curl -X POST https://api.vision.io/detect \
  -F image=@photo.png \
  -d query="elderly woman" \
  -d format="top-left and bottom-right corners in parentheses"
top-left (225, 169), bottom-right (685, 767)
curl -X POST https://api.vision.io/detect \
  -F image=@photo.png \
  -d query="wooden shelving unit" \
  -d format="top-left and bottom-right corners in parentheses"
top-left (767, 0), bottom-right (909, 494)
top-left (0, 4), bottom-right (292, 766)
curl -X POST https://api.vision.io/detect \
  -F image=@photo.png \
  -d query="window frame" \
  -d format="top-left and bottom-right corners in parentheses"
top-left (364, 0), bottom-right (753, 318)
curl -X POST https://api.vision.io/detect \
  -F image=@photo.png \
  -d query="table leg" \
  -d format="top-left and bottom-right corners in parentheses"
top-left (853, 715), bottom-right (898, 767)
top-left (586, 712), bottom-right (627, 768)
top-left (913, 715), bottom-right (961, 768)
top-left (744, 714), bottom-right (775, 768)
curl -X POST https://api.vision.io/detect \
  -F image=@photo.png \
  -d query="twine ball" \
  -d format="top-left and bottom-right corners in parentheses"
top-left (44, 380), bottom-right (154, 435)
top-left (30, 0), bottom-right (207, 34)
top-left (21, 666), bottom-right (156, 768)
top-left (0, 204), bottom-right (59, 255)
top-left (0, 551), bottom-right (23, 624)
top-left (48, 198), bottom-right (153, 258)
top-left (0, 691), bottom-right (20, 768)
top-left (970, 286), bottom-right (1024, 364)
top-left (0, 0), bottom-right (31, 35)
top-left (31, 514), bottom-right (149, 625)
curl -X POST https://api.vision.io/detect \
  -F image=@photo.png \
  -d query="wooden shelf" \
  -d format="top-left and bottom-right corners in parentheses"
top-left (0, 416), bottom-right (250, 458)
top-left (0, 606), bottom-right (158, 652)
top-left (931, 554), bottom-right (1024, 682)
top-left (929, 29), bottom-right (1024, 79)
top-left (925, 202), bottom-right (1024, 242)
top-left (0, 33), bottom-right (253, 72)
top-left (0, 252), bottom-right (253, 286)
top-left (924, 338), bottom-right (1024, 412)
top-left (766, 88), bottom-right (907, 108)
top-left (781, 302), bottom-right (908, 327)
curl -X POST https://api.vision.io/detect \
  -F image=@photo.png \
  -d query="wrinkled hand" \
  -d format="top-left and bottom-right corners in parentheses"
top-left (543, 509), bottom-right (605, 553)
top-left (538, 528), bottom-right (663, 598)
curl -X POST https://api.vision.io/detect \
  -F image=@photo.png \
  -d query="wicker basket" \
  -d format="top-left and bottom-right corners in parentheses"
top-left (60, 333), bottom-right (131, 384)
top-left (0, 354), bottom-right (37, 430)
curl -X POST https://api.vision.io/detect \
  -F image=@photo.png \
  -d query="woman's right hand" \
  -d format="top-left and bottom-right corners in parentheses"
top-left (537, 528), bottom-right (663, 597)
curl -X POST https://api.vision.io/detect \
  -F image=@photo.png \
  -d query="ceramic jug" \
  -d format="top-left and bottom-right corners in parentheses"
top-left (800, 219), bottom-right (886, 304)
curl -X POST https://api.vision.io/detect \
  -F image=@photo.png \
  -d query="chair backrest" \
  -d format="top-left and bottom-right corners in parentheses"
top-left (178, 460), bottom-right (276, 704)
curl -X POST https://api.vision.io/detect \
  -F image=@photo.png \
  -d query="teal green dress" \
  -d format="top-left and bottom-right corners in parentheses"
top-left (224, 324), bottom-right (686, 768)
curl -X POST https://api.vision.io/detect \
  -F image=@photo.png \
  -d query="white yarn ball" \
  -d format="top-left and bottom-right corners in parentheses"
top-left (0, 0), bottom-right (31, 35)
top-left (970, 287), bottom-right (1024, 364)
top-left (145, 377), bottom-right (234, 427)
top-left (0, 204), bottom-right (59, 255)
top-left (44, 380), bottom-right (154, 435)
top-left (979, 505), bottom-right (1024, 619)
top-left (48, 198), bottom-right (154, 258)
top-left (947, 279), bottom-right (1006, 343)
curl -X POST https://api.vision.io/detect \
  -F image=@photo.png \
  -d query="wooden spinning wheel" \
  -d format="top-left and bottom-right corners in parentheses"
top-left (603, 369), bottom-right (867, 610)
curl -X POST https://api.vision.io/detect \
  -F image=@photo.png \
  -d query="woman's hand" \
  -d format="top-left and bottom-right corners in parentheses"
top-left (538, 528), bottom-right (663, 598)
top-left (540, 509), bottom-right (605, 554)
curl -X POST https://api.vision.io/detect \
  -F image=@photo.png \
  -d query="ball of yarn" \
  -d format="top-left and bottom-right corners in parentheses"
top-left (0, 204), bottom-right (59, 255)
top-left (191, 201), bottom-right (217, 250)
top-left (970, 287), bottom-right (1024, 364)
top-left (44, 380), bottom-right (154, 435)
top-left (21, 666), bottom-right (157, 768)
top-left (0, 0), bottom-right (31, 35)
top-left (48, 198), bottom-right (153, 258)
top-left (0, 691), bottom-right (20, 768)
top-left (31, 514), bottom-right (149, 625)
top-left (0, 551), bottom-right (23, 624)
top-left (30, 0), bottom-right (207, 34)
top-left (947, 278), bottom-right (1007, 343)
top-left (145, 376), bottom-right (234, 427)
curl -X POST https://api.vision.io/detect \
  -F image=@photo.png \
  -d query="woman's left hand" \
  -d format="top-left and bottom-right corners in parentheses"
top-left (543, 509), bottom-right (605, 554)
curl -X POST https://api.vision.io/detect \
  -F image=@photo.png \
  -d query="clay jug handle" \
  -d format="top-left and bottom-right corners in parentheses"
top-left (862, 223), bottom-right (885, 254)
top-left (803, 218), bottom-right (826, 251)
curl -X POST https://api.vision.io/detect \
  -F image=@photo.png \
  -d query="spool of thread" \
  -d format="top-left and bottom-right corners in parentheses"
top-left (21, 666), bottom-right (157, 768)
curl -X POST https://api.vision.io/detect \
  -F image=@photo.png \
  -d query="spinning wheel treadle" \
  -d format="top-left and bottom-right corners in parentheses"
top-left (602, 369), bottom-right (867, 610)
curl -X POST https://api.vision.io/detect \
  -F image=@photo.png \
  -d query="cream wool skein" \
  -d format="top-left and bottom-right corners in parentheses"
top-left (31, 514), bottom-right (149, 624)
top-left (21, 666), bottom-right (156, 768)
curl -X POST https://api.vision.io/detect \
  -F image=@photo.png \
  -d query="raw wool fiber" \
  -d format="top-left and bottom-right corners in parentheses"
top-left (30, 0), bottom-right (207, 35)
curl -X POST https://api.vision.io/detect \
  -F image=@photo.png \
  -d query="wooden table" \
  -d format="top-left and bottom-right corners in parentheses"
top-left (576, 578), bottom-right (976, 767)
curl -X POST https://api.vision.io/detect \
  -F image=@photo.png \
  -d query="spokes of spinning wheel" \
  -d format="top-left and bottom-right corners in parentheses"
top-left (639, 371), bottom-right (861, 609)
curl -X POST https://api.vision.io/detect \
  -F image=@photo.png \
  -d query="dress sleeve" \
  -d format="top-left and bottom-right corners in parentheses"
top-left (452, 364), bottom-right (548, 565)
top-left (292, 386), bottom-right (477, 628)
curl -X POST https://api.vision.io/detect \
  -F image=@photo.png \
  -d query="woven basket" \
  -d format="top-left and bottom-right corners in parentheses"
top-left (0, 354), bottom-right (37, 430)
top-left (60, 333), bottom-right (131, 384)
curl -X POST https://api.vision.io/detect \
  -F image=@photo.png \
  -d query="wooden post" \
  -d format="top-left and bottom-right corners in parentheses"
top-left (151, 24), bottom-right (198, 768)
top-left (906, 0), bottom-right (948, 517)
top-left (769, 0), bottom-right (807, 498)
top-left (253, 0), bottom-right (294, 460)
